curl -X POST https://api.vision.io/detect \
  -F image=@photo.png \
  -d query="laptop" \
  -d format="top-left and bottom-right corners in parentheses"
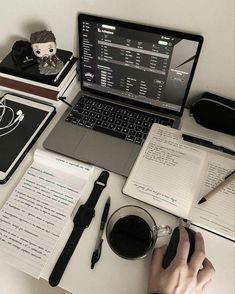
top-left (44, 14), bottom-right (203, 176)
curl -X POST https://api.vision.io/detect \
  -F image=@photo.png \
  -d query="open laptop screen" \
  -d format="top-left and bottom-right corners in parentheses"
top-left (79, 14), bottom-right (203, 116)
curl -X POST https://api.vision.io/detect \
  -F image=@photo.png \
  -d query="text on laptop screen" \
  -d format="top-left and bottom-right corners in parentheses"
top-left (80, 16), bottom-right (202, 113)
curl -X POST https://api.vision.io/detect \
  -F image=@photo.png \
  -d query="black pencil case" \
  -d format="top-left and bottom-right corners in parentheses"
top-left (190, 92), bottom-right (235, 136)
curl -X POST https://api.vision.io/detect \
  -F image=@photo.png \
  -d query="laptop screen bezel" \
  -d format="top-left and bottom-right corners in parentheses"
top-left (78, 13), bottom-right (203, 117)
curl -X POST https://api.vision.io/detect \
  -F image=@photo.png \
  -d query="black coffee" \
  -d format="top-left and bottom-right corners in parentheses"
top-left (109, 215), bottom-right (152, 258)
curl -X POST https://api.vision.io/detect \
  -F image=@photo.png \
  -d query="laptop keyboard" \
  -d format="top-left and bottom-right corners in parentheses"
top-left (65, 95), bottom-right (174, 145)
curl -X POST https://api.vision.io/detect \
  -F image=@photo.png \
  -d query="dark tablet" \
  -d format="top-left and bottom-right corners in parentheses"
top-left (0, 94), bottom-right (55, 183)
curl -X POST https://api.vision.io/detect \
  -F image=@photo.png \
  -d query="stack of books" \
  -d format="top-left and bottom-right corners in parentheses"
top-left (0, 49), bottom-right (78, 102)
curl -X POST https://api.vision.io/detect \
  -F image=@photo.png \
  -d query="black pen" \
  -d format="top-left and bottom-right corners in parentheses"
top-left (91, 197), bottom-right (111, 269)
top-left (182, 134), bottom-right (235, 156)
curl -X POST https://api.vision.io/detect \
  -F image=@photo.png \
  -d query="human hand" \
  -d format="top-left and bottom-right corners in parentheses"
top-left (148, 227), bottom-right (215, 294)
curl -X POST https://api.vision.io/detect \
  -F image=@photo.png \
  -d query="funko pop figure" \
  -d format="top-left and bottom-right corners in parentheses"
top-left (30, 30), bottom-right (63, 75)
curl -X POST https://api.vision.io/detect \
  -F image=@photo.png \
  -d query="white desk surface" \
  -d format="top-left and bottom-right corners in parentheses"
top-left (0, 83), bottom-right (234, 294)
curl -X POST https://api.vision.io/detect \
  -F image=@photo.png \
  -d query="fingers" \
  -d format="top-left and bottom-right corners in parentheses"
top-left (173, 227), bottom-right (190, 264)
top-left (189, 232), bottom-right (205, 272)
top-left (197, 258), bottom-right (215, 285)
top-left (149, 245), bottom-right (167, 274)
top-left (202, 279), bottom-right (212, 292)
top-left (148, 247), bottom-right (166, 294)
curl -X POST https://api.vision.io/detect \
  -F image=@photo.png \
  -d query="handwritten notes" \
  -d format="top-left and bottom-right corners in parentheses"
top-left (123, 123), bottom-right (235, 240)
top-left (123, 124), bottom-right (207, 218)
top-left (0, 149), bottom-right (93, 278)
top-left (190, 153), bottom-right (235, 240)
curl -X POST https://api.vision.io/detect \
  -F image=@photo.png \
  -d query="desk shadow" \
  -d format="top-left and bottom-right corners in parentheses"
top-left (0, 20), bottom-right (48, 61)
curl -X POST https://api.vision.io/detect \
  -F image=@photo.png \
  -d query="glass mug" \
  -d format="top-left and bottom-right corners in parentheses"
top-left (106, 205), bottom-right (171, 259)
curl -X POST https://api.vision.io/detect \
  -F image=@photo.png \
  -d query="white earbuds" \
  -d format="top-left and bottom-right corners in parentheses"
top-left (14, 110), bottom-right (24, 123)
top-left (18, 114), bottom-right (25, 122)
top-left (16, 110), bottom-right (23, 116)
top-left (0, 98), bottom-right (24, 136)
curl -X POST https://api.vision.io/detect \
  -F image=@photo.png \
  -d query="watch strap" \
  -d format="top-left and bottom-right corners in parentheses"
top-left (84, 170), bottom-right (110, 209)
top-left (49, 223), bottom-right (83, 287)
top-left (49, 170), bottom-right (109, 287)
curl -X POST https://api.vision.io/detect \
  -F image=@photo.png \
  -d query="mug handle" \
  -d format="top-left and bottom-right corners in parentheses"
top-left (156, 225), bottom-right (172, 237)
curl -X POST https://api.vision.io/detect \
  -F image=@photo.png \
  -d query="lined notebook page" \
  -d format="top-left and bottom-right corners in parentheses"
top-left (123, 124), bottom-right (207, 219)
top-left (0, 149), bottom-right (93, 278)
top-left (190, 153), bottom-right (235, 240)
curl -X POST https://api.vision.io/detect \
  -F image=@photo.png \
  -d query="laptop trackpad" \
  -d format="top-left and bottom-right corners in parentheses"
top-left (74, 131), bottom-right (139, 175)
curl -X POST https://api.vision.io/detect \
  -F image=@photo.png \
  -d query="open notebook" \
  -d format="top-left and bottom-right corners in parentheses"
top-left (0, 149), bottom-right (93, 278)
top-left (123, 124), bottom-right (235, 240)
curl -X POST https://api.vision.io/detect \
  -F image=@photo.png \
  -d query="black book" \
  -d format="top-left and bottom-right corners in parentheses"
top-left (0, 49), bottom-right (74, 86)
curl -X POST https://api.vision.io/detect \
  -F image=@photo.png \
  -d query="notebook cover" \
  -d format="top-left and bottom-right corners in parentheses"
top-left (0, 77), bottom-right (59, 99)
top-left (0, 49), bottom-right (74, 86)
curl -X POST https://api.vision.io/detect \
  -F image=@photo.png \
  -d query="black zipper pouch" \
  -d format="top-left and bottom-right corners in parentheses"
top-left (190, 92), bottom-right (235, 136)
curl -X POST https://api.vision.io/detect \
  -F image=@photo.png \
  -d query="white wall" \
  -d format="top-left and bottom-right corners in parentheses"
top-left (1, 0), bottom-right (234, 104)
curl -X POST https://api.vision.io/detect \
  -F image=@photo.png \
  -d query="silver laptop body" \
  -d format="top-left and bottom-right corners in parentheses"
top-left (44, 14), bottom-right (203, 176)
